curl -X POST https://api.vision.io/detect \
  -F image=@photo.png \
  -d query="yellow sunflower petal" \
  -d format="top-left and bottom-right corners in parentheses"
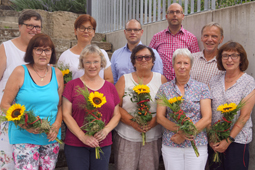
top-left (217, 103), bottom-right (237, 113)
top-left (6, 104), bottom-right (25, 121)
top-left (89, 91), bottom-right (107, 108)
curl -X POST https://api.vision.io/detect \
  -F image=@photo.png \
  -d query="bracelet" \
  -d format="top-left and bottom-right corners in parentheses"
top-left (228, 136), bottom-right (235, 142)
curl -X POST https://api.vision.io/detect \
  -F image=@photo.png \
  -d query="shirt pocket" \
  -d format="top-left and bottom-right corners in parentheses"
top-left (183, 96), bottom-right (200, 119)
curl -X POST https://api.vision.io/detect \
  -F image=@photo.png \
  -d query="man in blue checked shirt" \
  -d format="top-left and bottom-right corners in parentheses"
top-left (111, 19), bottom-right (163, 84)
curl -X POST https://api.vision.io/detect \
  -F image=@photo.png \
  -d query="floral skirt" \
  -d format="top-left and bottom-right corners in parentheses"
top-left (0, 121), bottom-right (14, 169)
top-left (13, 143), bottom-right (59, 170)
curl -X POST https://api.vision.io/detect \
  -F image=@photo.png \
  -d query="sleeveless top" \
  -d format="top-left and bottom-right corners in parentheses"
top-left (8, 65), bottom-right (61, 145)
top-left (58, 49), bottom-right (111, 80)
top-left (115, 72), bottom-right (162, 142)
top-left (0, 40), bottom-right (26, 101)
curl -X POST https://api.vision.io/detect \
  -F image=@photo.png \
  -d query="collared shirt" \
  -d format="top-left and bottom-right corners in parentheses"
top-left (149, 26), bottom-right (200, 81)
top-left (111, 42), bottom-right (163, 84)
top-left (190, 51), bottom-right (224, 86)
top-left (155, 78), bottom-right (211, 148)
top-left (210, 72), bottom-right (255, 144)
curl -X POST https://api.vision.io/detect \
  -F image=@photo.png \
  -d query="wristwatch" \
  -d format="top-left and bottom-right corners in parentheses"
top-left (228, 136), bottom-right (235, 142)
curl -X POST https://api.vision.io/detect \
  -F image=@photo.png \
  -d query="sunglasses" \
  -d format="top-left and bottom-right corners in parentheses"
top-left (135, 55), bottom-right (152, 61)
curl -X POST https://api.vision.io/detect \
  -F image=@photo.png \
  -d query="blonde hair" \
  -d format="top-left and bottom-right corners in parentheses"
top-left (79, 44), bottom-right (107, 69)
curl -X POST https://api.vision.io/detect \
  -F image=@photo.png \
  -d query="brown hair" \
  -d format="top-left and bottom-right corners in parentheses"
top-left (217, 41), bottom-right (248, 71)
top-left (24, 33), bottom-right (56, 64)
top-left (74, 14), bottom-right (97, 30)
top-left (130, 45), bottom-right (155, 71)
top-left (18, 10), bottom-right (42, 25)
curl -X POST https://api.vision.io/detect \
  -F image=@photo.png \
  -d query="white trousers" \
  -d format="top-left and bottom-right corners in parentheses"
top-left (162, 144), bottom-right (208, 170)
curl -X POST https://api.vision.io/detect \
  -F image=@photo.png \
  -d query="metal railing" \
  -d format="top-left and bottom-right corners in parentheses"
top-left (90, 0), bottom-right (245, 33)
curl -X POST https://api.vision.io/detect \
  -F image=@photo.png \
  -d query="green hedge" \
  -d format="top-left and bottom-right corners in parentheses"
top-left (10, 0), bottom-right (87, 13)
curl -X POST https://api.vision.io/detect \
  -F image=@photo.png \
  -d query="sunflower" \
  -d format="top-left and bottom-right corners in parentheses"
top-left (133, 84), bottom-right (150, 94)
top-left (89, 91), bottom-right (107, 108)
top-left (217, 103), bottom-right (237, 113)
top-left (6, 104), bottom-right (26, 121)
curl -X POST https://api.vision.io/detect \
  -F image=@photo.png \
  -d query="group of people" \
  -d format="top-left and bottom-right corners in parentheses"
top-left (0, 3), bottom-right (254, 170)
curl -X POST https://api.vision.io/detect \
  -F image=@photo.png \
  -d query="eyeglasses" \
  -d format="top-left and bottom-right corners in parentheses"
top-left (78, 27), bottom-right (95, 33)
top-left (222, 54), bottom-right (240, 60)
top-left (167, 10), bottom-right (183, 15)
top-left (34, 48), bottom-right (52, 55)
top-left (125, 28), bottom-right (142, 33)
top-left (84, 61), bottom-right (100, 66)
top-left (135, 55), bottom-right (152, 61)
top-left (23, 24), bottom-right (42, 31)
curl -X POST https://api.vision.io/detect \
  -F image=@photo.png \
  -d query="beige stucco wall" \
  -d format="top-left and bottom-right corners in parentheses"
top-left (106, 2), bottom-right (255, 169)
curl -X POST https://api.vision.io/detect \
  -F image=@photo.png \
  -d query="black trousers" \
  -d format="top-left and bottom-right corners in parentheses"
top-left (208, 142), bottom-right (249, 170)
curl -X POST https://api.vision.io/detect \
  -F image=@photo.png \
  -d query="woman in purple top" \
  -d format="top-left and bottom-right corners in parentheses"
top-left (209, 41), bottom-right (255, 170)
top-left (62, 44), bottom-right (120, 170)
top-left (156, 48), bottom-right (212, 170)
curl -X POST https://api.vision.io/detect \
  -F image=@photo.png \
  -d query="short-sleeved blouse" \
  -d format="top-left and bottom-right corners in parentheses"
top-left (63, 78), bottom-right (120, 147)
top-left (155, 78), bottom-right (211, 148)
top-left (210, 72), bottom-right (255, 144)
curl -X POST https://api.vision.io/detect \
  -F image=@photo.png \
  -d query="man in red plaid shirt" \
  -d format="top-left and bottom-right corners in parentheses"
top-left (149, 3), bottom-right (199, 81)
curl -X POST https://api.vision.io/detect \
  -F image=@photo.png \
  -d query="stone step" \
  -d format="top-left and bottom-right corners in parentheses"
top-left (0, 21), bottom-right (18, 29)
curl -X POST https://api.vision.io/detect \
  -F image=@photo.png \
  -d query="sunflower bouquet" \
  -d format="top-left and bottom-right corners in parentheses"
top-left (0, 103), bottom-right (62, 144)
top-left (158, 96), bottom-right (200, 157)
top-left (208, 101), bottom-right (245, 162)
top-left (57, 62), bottom-right (72, 85)
top-left (127, 84), bottom-right (153, 146)
top-left (76, 86), bottom-right (106, 159)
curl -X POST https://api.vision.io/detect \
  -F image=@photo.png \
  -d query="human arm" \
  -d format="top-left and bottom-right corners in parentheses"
top-left (94, 105), bottom-right (121, 142)
top-left (47, 68), bottom-right (64, 142)
top-left (62, 97), bottom-right (99, 147)
top-left (104, 66), bottom-right (114, 84)
top-left (214, 90), bottom-right (255, 153)
top-left (115, 75), bottom-right (145, 133)
top-left (161, 75), bottom-right (167, 84)
top-left (110, 51), bottom-right (118, 84)
top-left (0, 44), bottom-right (7, 81)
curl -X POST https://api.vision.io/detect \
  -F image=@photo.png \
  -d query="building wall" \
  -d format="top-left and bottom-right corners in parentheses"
top-left (106, 2), bottom-right (255, 169)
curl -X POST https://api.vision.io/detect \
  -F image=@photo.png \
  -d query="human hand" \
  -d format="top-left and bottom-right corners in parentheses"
top-left (47, 122), bottom-right (61, 142)
top-left (177, 130), bottom-right (194, 141)
top-left (20, 124), bottom-right (41, 134)
top-left (79, 135), bottom-right (99, 148)
top-left (214, 139), bottom-right (231, 153)
top-left (130, 121), bottom-right (144, 133)
top-left (209, 142), bottom-right (218, 152)
top-left (170, 133), bottom-right (185, 144)
top-left (94, 128), bottom-right (109, 142)
top-left (142, 118), bottom-right (157, 132)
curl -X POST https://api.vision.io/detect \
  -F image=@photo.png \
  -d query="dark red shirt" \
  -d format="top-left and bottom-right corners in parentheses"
top-left (63, 78), bottom-right (120, 147)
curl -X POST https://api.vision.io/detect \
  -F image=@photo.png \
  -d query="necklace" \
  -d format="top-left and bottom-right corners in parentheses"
top-left (33, 66), bottom-right (48, 81)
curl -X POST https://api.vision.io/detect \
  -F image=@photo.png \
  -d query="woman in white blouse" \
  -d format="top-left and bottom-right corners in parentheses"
top-left (209, 41), bottom-right (255, 170)
top-left (58, 14), bottom-right (113, 83)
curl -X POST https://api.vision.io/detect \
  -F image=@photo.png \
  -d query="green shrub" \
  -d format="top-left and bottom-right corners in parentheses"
top-left (10, 0), bottom-right (87, 13)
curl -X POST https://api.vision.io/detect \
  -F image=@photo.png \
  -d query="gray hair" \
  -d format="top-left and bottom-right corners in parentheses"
top-left (201, 22), bottom-right (223, 37)
top-left (172, 48), bottom-right (193, 67)
top-left (79, 44), bottom-right (107, 69)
